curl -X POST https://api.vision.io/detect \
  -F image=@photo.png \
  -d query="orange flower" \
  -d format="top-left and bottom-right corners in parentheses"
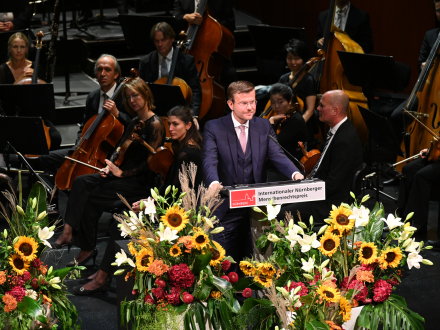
top-left (43, 294), bottom-right (52, 304)
top-left (323, 280), bottom-right (337, 288)
top-left (178, 236), bottom-right (193, 253)
top-left (148, 260), bottom-right (170, 277)
top-left (211, 291), bottom-right (222, 300)
top-left (0, 271), bottom-right (6, 285)
top-left (353, 241), bottom-right (362, 250)
top-left (40, 265), bottom-right (48, 275)
top-left (352, 299), bottom-right (359, 307)
top-left (325, 320), bottom-right (342, 330)
top-left (125, 271), bottom-right (133, 282)
top-left (356, 270), bottom-right (375, 283)
top-left (3, 294), bottom-right (17, 313)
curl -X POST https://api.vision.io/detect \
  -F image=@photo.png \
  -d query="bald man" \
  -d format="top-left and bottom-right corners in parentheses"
top-left (279, 90), bottom-right (363, 225)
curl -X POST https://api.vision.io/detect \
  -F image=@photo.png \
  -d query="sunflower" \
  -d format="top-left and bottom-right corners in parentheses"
top-left (329, 206), bottom-right (354, 233)
top-left (254, 273), bottom-right (273, 288)
top-left (14, 236), bottom-right (38, 262)
top-left (240, 261), bottom-right (256, 276)
top-left (9, 254), bottom-right (30, 275)
top-left (339, 297), bottom-right (352, 322)
top-left (206, 241), bottom-right (225, 266)
top-left (169, 244), bottom-right (182, 257)
top-left (160, 204), bottom-right (189, 232)
top-left (256, 262), bottom-right (276, 278)
top-left (379, 247), bottom-right (403, 269)
top-left (128, 242), bottom-right (138, 256)
top-left (319, 232), bottom-right (340, 257)
top-left (358, 242), bottom-right (378, 265)
top-left (317, 285), bottom-right (341, 303)
top-left (326, 224), bottom-right (343, 237)
top-left (191, 228), bottom-right (209, 250)
top-left (135, 248), bottom-right (154, 272)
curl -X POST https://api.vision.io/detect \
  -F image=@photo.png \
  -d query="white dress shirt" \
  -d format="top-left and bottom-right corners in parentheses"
top-left (334, 2), bottom-right (350, 31)
top-left (98, 83), bottom-right (117, 113)
top-left (158, 48), bottom-right (174, 79)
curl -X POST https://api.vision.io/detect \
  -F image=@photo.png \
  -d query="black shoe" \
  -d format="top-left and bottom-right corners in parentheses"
top-left (52, 240), bottom-right (73, 253)
top-left (71, 278), bottom-right (110, 296)
top-left (426, 239), bottom-right (440, 251)
top-left (66, 248), bottom-right (98, 267)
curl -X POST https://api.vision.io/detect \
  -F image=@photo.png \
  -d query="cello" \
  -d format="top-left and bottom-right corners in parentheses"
top-left (55, 69), bottom-right (138, 191)
top-left (182, 0), bottom-right (235, 126)
top-left (314, 0), bottom-right (369, 145)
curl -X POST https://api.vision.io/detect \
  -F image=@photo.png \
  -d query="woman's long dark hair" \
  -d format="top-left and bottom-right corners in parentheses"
top-left (167, 105), bottom-right (202, 154)
top-left (283, 38), bottom-right (308, 63)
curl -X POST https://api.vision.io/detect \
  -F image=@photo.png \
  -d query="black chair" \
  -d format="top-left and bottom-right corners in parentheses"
top-left (351, 163), bottom-right (368, 200)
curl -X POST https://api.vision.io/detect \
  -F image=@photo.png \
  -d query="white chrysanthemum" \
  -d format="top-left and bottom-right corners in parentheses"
top-left (25, 289), bottom-right (38, 300)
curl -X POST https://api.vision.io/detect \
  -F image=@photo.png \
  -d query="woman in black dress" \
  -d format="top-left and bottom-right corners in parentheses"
top-left (71, 105), bottom-right (203, 295)
top-left (53, 77), bottom-right (165, 267)
top-left (266, 83), bottom-right (307, 182)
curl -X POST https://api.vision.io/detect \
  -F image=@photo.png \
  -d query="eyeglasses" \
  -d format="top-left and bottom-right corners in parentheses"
top-left (126, 94), bottom-right (140, 101)
top-left (236, 100), bottom-right (257, 108)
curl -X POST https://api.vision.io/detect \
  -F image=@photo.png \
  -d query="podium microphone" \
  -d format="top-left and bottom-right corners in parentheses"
top-left (268, 135), bottom-right (306, 176)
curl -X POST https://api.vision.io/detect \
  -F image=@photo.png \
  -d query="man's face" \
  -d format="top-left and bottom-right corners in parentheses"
top-left (227, 90), bottom-right (257, 124)
top-left (96, 56), bottom-right (118, 89)
top-left (153, 31), bottom-right (174, 57)
top-left (436, 2), bottom-right (440, 22)
top-left (317, 93), bottom-right (334, 125)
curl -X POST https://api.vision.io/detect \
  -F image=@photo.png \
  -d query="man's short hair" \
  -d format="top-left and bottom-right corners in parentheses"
top-left (94, 54), bottom-right (121, 78)
top-left (150, 22), bottom-right (175, 41)
top-left (227, 81), bottom-right (255, 101)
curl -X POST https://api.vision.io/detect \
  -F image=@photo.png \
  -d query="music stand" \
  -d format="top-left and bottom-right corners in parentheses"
top-left (0, 84), bottom-right (56, 122)
top-left (147, 84), bottom-right (186, 116)
top-left (247, 25), bottom-right (311, 84)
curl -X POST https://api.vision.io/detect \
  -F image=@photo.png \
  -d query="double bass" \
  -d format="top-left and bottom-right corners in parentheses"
top-left (314, 0), bottom-right (368, 145)
top-left (182, 0), bottom-right (235, 126)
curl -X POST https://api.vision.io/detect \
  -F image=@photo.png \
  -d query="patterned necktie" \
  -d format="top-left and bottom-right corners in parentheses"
top-left (161, 57), bottom-right (168, 78)
top-left (308, 131), bottom-right (334, 179)
top-left (239, 125), bottom-right (247, 154)
top-left (335, 7), bottom-right (348, 29)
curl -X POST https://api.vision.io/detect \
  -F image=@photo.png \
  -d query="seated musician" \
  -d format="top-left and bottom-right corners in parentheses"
top-left (138, 22), bottom-right (202, 117)
top-left (398, 148), bottom-right (440, 249)
top-left (0, 0), bottom-right (32, 32)
top-left (0, 32), bottom-right (61, 150)
top-left (38, 54), bottom-right (131, 177)
top-left (203, 81), bottom-right (303, 276)
top-left (314, 0), bottom-right (373, 54)
top-left (53, 77), bottom-right (165, 269)
top-left (279, 90), bottom-right (363, 226)
top-left (266, 83), bottom-right (307, 182)
top-left (70, 105), bottom-right (203, 295)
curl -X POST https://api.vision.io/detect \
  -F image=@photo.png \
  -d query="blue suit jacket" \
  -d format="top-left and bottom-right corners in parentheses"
top-left (202, 114), bottom-right (299, 189)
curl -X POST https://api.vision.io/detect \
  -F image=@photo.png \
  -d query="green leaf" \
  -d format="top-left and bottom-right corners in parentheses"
top-left (173, 304), bottom-right (188, 314)
top-left (17, 296), bottom-right (43, 318)
top-left (193, 253), bottom-right (212, 274)
top-left (256, 235), bottom-right (269, 249)
top-left (238, 297), bottom-right (273, 314)
top-left (51, 266), bottom-right (85, 281)
top-left (212, 276), bottom-right (233, 300)
top-left (232, 277), bottom-right (262, 291)
top-left (304, 320), bottom-right (330, 330)
top-left (193, 303), bottom-right (205, 330)
top-left (26, 182), bottom-right (48, 227)
top-left (218, 300), bottom-right (232, 329)
top-left (274, 271), bottom-right (290, 287)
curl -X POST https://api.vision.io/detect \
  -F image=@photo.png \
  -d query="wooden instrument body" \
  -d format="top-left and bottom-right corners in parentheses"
top-left (55, 113), bottom-right (124, 190)
top-left (186, 12), bottom-right (235, 125)
top-left (148, 146), bottom-right (175, 180)
top-left (262, 97), bottom-right (304, 120)
top-left (299, 141), bottom-right (321, 177)
top-left (155, 76), bottom-right (193, 105)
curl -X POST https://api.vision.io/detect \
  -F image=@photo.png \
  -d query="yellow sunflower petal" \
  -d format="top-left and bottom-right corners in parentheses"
top-left (329, 206), bottom-right (354, 233)
top-left (240, 261), bottom-right (256, 276)
top-left (254, 273), bottom-right (272, 288)
top-left (14, 236), bottom-right (38, 262)
top-left (319, 232), bottom-right (340, 257)
top-left (339, 297), bottom-right (352, 322)
top-left (358, 242), bottom-right (378, 265)
top-left (317, 285), bottom-right (341, 303)
top-left (170, 244), bottom-right (182, 257)
top-left (191, 230), bottom-right (209, 250)
top-left (160, 205), bottom-right (189, 232)
top-left (9, 254), bottom-right (30, 275)
top-left (379, 246), bottom-right (402, 269)
top-left (205, 241), bottom-right (225, 266)
top-left (135, 248), bottom-right (154, 272)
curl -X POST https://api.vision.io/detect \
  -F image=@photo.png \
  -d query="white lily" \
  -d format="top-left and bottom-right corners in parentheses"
top-left (321, 268), bottom-right (336, 281)
top-left (349, 205), bottom-right (370, 227)
top-left (298, 233), bottom-right (321, 253)
top-left (47, 277), bottom-right (61, 285)
top-left (301, 257), bottom-right (315, 273)
top-left (285, 226), bottom-right (303, 248)
top-left (38, 227), bottom-right (54, 248)
top-left (158, 227), bottom-right (179, 242)
top-left (405, 238), bottom-right (420, 254)
top-left (381, 213), bottom-right (404, 230)
top-left (267, 204), bottom-right (281, 221)
top-left (143, 197), bottom-right (157, 222)
top-left (267, 233), bottom-right (281, 243)
top-left (407, 251), bottom-right (423, 269)
top-left (115, 249), bottom-right (136, 267)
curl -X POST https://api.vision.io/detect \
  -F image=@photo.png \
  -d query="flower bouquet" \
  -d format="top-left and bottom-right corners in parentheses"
top-left (113, 163), bottom-right (246, 330)
top-left (0, 182), bottom-right (83, 329)
top-left (234, 194), bottom-right (432, 330)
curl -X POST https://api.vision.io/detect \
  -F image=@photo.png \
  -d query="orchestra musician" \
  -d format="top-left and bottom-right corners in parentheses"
top-left (203, 81), bottom-right (303, 276)
top-left (138, 22), bottom-right (202, 117)
top-left (279, 90), bottom-right (363, 225)
top-left (53, 77), bottom-right (166, 269)
top-left (0, 0), bottom-right (32, 32)
top-left (38, 54), bottom-right (131, 178)
top-left (70, 105), bottom-right (203, 295)
top-left (266, 83), bottom-right (307, 182)
top-left (314, 0), bottom-right (374, 54)
top-left (0, 32), bottom-right (61, 150)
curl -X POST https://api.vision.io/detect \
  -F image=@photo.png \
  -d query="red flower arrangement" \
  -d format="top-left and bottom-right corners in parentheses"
top-left (221, 275), bottom-right (230, 282)
top-left (22, 271), bottom-right (31, 282)
top-left (152, 287), bottom-right (166, 300)
top-left (373, 279), bottom-right (392, 303)
top-left (166, 287), bottom-right (181, 305)
top-left (8, 286), bottom-right (25, 302)
top-left (221, 260), bottom-right (231, 271)
top-left (155, 278), bottom-right (166, 288)
top-left (228, 272), bottom-right (239, 284)
top-left (341, 277), bottom-right (368, 303)
top-left (182, 293), bottom-right (194, 304)
top-left (285, 281), bottom-right (308, 297)
top-left (145, 294), bottom-right (155, 305)
top-left (242, 288), bottom-right (252, 298)
top-left (168, 264), bottom-right (195, 289)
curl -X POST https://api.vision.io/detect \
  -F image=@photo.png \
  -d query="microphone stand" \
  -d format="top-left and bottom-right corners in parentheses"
top-left (268, 135), bottom-right (306, 177)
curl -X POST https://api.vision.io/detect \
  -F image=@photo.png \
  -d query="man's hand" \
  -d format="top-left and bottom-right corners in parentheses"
top-left (293, 173), bottom-right (304, 180)
top-left (420, 148), bottom-right (429, 159)
top-left (0, 21), bottom-right (14, 32)
top-left (317, 38), bottom-right (324, 47)
top-left (208, 183), bottom-right (223, 199)
top-left (183, 13), bottom-right (203, 25)
top-left (100, 159), bottom-right (123, 178)
top-left (421, 62), bottom-right (426, 71)
top-left (103, 99), bottom-right (119, 118)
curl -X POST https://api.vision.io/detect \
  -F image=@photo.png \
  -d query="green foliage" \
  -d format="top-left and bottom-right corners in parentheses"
top-left (16, 296), bottom-right (42, 318)
top-left (135, 304), bottom-right (182, 330)
top-left (305, 320), bottom-right (330, 330)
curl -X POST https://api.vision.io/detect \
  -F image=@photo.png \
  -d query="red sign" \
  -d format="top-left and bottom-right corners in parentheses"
top-left (230, 189), bottom-right (256, 208)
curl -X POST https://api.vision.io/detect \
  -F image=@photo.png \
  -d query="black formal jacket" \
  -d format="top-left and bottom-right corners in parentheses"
top-left (418, 27), bottom-right (440, 71)
top-left (172, 0), bottom-right (236, 34)
top-left (313, 4), bottom-right (373, 54)
top-left (2, 0), bottom-right (33, 30)
top-left (314, 118), bottom-right (363, 213)
top-left (138, 48), bottom-right (202, 116)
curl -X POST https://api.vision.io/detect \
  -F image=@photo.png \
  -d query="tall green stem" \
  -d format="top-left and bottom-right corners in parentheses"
top-left (343, 235), bottom-right (348, 277)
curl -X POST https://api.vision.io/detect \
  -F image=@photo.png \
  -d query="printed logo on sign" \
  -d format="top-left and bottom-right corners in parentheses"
top-left (230, 189), bottom-right (256, 207)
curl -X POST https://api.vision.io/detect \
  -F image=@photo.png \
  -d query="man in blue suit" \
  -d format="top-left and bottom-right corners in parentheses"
top-left (202, 81), bottom-right (304, 274)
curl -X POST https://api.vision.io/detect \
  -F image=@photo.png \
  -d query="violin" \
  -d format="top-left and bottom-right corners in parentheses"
top-left (298, 142), bottom-right (321, 177)
top-left (271, 102), bottom-right (301, 135)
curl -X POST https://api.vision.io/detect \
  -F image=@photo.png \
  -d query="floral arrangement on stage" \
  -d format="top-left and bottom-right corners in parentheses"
top-left (0, 182), bottom-right (82, 330)
top-left (234, 193), bottom-right (432, 330)
top-left (113, 163), bottom-right (251, 330)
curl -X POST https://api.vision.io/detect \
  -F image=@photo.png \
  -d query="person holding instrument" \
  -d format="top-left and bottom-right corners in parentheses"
top-left (314, 0), bottom-right (373, 54)
top-left (71, 105), bottom-right (202, 295)
top-left (266, 83), bottom-right (307, 182)
top-left (53, 77), bottom-right (165, 268)
top-left (138, 22), bottom-right (202, 118)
